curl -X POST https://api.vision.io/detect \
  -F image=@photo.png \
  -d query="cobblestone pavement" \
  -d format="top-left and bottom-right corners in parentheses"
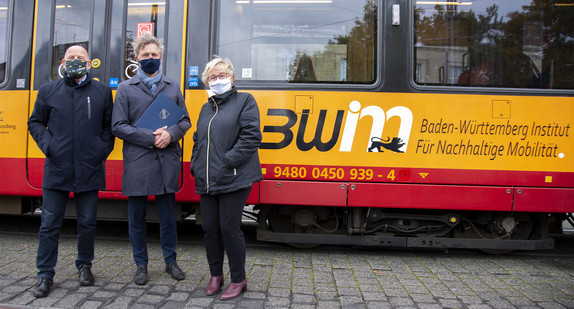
top-left (0, 222), bottom-right (573, 308)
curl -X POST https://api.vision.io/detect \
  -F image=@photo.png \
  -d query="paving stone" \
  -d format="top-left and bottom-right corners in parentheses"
top-left (505, 296), bottom-right (538, 307)
top-left (185, 296), bottom-right (214, 307)
top-left (105, 296), bottom-right (135, 308)
top-left (360, 292), bottom-right (386, 302)
top-left (339, 295), bottom-right (365, 306)
top-left (290, 304), bottom-right (316, 309)
top-left (409, 293), bottom-right (437, 303)
top-left (437, 297), bottom-right (465, 308)
top-left (267, 287), bottom-right (290, 297)
top-left (365, 300), bottom-right (393, 309)
top-left (158, 300), bottom-right (185, 309)
top-left (486, 299), bottom-right (517, 308)
top-left (315, 283), bottom-right (337, 292)
top-left (357, 283), bottom-right (383, 292)
top-left (265, 296), bottom-right (291, 307)
top-left (237, 298), bottom-right (265, 308)
top-left (315, 290), bottom-right (338, 301)
top-left (164, 291), bottom-right (189, 302)
top-left (79, 300), bottom-right (105, 309)
top-left (243, 291), bottom-right (266, 299)
top-left (290, 285), bottom-right (314, 295)
top-left (138, 293), bottom-right (165, 304)
top-left (382, 287), bottom-right (408, 297)
top-left (0, 231), bottom-right (573, 309)
top-left (292, 293), bottom-right (315, 304)
top-left (466, 304), bottom-right (494, 309)
top-left (316, 300), bottom-right (342, 308)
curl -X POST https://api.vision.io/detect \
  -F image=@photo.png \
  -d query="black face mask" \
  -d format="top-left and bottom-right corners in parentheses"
top-left (139, 58), bottom-right (161, 74)
top-left (65, 59), bottom-right (88, 79)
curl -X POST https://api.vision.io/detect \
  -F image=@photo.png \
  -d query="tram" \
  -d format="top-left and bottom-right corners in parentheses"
top-left (0, 0), bottom-right (573, 252)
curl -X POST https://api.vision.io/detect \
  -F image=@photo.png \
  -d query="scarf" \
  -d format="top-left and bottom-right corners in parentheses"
top-left (137, 66), bottom-right (162, 95)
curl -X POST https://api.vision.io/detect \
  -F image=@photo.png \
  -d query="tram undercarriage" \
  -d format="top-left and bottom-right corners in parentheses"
top-left (256, 205), bottom-right (555, 253)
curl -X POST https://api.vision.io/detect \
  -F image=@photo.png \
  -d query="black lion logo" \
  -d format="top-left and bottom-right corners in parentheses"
top-left (368, 137), bottom-right (405, 153)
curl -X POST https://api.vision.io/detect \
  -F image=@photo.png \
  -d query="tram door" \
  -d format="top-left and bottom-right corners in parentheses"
top-left (27, 0), bottom-right (187, 191)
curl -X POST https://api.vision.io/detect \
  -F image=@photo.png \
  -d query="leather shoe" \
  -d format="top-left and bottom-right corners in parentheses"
top-left (32, 277), bottom-right (53, 298)
top-left (205, 274), bottom-right (224, 296)
top-left (165, 262), bottom-right (185, 280)
top-left (220, 280), bottom-right (247, 300)
top-left (134, 265), bottom-right (148, 285)
top-left (79, 265), bottom-right (95, 286)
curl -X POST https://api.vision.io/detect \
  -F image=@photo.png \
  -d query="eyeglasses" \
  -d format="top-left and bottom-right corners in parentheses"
top-left (207, 73), bottom-right (229, 83)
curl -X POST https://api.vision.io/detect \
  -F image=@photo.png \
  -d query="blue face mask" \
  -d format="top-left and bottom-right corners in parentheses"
top-left (139, 58), bottom-right (161, 74)
top-left (65, 59), bottom-right (88, 79)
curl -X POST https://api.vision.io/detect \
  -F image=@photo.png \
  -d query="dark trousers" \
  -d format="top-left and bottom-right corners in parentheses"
top-left (36, 189), bottom-right (98, 280)
top-left (128, 193), bottom-right (178, 266)
top-left (200, 187), bottom-right (251, 283)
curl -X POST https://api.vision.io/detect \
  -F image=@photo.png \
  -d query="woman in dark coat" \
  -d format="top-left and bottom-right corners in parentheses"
top-left (112, 34), bottom-right (191, 285)
top-left (190, 56), bottom-right (263, 300)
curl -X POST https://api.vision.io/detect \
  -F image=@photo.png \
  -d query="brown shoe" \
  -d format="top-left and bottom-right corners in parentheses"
top-left (206, 274), bottom-right (224, 295)
top-left (220, 280), bottom-right (246, 300)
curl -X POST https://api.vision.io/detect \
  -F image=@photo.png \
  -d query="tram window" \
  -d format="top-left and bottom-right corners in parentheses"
top-left (0, 0), bottom-right (8, 83)
top-left (51, 0), bottom-right (91, 80)
top-left (123, 0), bottom-right (166, 80)
top-left (414, 0), bottom-right (574, 90)
top-left (217, 0), bottom-right (377, 84)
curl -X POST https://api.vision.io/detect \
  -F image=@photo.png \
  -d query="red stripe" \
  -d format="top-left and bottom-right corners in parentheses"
top-left (260, 180), bottom-right (347, 206)
top-left (348, 183), bottom-right (513, 211)
top-left (5, 158), bottom-right (573, 212)
top-left (514, 187), bottom-right (574, 212)
top-left (262, 164), bottom-right (574, 187)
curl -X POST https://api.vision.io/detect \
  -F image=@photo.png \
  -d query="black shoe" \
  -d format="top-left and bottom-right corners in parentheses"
top-left (165, 262), bottom-right (185, 281)
top-left (32, 277), bottom-right (53, 298)
top-left (79, 265), bottom-right (95, 286)
top-left (134, 265), bottom-right (148, 285)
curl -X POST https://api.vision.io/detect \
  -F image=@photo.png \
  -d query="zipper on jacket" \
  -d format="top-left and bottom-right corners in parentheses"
top-left (87, 96), bottom-right (91, 120)
top-left (206, 98), bottom-right (219, 193)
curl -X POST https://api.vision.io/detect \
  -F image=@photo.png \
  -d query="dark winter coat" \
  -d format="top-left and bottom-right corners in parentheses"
top-left (190, 86), bottom-right (263, 195)
top-left (111, 75), bottom-right (191, 196)
top-left (28, 73), bottom-right (115, 192)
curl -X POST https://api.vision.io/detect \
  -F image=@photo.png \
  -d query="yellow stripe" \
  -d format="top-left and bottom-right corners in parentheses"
top-left (184, 89), bottom-right (574, 173)
top-left (0, 91), bottom-right (30, 158)
top-left (179, 0), bottom-right (189, 95)
top-left (29, 0), bottom-right (40, 93)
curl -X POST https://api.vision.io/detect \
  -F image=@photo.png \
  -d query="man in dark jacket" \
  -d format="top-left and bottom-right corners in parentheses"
top-left (28, 45), bottom-right (115, 298)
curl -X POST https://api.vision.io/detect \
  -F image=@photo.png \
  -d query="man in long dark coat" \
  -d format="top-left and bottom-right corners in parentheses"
top-left (28, 45), bottom-right (115, 297)
top-left (111, 34), bottom-right (191, 285)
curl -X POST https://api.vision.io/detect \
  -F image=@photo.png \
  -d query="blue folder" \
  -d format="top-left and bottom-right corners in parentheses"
top-left (134, 92), bottom-right (185, 130)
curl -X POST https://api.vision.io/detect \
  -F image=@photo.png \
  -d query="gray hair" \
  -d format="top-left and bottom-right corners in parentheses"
top-left (202, 56), bottom-right (235, 85)
top-left (133, 33), bottom-right (164, 57)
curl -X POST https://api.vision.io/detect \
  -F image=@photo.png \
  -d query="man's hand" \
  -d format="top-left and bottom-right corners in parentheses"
top-left (153, 126), bottom-right (172, 149)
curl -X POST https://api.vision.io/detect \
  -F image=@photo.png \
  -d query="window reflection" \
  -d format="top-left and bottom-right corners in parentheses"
top-left (0, 0), bottom-right (9, 83)
top-left (218, 0), bottom-right (377, 84)
top-left (52, 0), bottom-right (91, 80)
top-left (124, 0), bottom-right (166, 80)
top-left (415, 0), bottom-right (574, 89)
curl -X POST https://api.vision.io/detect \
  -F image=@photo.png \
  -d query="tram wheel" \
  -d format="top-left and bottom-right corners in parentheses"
top-left (266, 205), bottom-right (321, 249)
top-left (479, 214), bottom-right (535, 255)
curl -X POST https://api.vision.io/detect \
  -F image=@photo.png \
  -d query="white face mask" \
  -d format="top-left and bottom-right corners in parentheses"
top-left (208, 77), bottom-right (232, 95)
